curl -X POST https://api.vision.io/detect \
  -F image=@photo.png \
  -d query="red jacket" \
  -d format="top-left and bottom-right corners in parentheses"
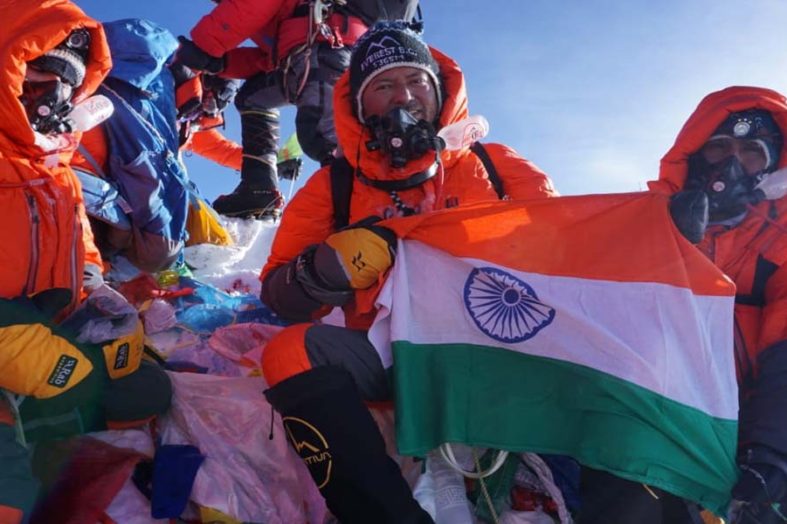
top-left (191, 0), bottom-right (368, 78)
top-left (261, 47), bottom-right (557, 328)
top-left (650, 86), bottom-right (787, 453)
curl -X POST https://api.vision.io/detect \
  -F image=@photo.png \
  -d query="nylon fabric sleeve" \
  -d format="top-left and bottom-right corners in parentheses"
top-left (739, 341), bottom-right (787, 458)
top-left (482, 143), bottom-right (559, 199)
top-left (759, 263), bottom-right (787, 351)
top-left (223, 47), bottom-right (272, 79)
top-left (77, 191), bottom-right (104, 277)
top-left (188, 129), bottom-right (243, 170)
top-left (261, 167), bottom-right (337, 280)
top-left (260, 256), bottom-right (339, 323)
top-left (190, 0), bottom-right (286, 58)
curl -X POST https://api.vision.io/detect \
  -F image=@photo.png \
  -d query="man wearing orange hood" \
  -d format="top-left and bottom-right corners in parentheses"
top-left (0, 2), bottom-right (171, 521)
top-left (649, 86), bottom-right (787, 524)
top-left (258, 21), bottom-right (556, 523)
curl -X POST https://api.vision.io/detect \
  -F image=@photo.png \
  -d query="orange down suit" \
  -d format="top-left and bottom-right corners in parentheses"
top-left (0, 0), bottom-right (113, 394)
top-left (260, 47), bottom-right (557, 386)
top-left (650, 86), bottom-right (787, 453)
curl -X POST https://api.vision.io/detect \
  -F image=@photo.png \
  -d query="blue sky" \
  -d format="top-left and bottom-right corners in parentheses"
top-left (75, 0), bottom-right (787, 201)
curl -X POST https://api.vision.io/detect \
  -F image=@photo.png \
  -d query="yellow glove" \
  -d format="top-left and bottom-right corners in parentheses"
top-left (101, 319), bottom-right (144, 380)
top-left (320, 225), bottom-right (397, 290)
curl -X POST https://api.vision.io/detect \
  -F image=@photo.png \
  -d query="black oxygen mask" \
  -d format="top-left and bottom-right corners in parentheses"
top-left (365, 107), bottom-right (444, 168)
top-left (20, 78), bottom-right (75, 135)
top-left (685, 153), bottom-right (764, 222)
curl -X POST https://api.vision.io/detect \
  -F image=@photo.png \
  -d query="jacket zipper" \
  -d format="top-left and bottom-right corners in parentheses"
top-left (23, 192), bottom-right (40, 295)
top-left (70, 205), bottom-right (81, 307)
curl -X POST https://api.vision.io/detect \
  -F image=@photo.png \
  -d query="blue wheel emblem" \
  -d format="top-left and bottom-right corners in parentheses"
top-left (463, 267), bottom-right (555, 343)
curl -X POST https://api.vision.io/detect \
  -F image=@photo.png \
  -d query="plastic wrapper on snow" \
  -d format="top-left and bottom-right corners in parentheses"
top-left (143, 299), bottom-right (178, 334)
top-left (185, 217), bottom-right (279, 296)
top-left (174, 277), bottom-right (287, 335)
top-left (208, 323), bottom-right (283, 373)
top-left (158, 371), bottom-right (327, 523)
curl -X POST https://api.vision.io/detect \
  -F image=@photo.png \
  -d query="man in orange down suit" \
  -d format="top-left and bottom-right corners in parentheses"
top-left (258, 21), bottom-right (557, 523)
top-left (0, 2), bottom-right (171, 521)
top-left (650, 86), bottom-right (787, 524)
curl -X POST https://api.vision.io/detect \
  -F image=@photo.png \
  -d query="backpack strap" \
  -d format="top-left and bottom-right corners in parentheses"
top-left (76, 144), bottom-right (108, 179)
top-left (331, 157), bottom-right (354, 231)
top-left (330, 143), bottom-right (505, 232)
top-left (470, 142), bottom-right (506, 199)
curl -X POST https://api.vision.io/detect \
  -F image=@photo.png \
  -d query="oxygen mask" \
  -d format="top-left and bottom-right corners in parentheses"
top-left (365, 107), bottom-right (443, 168)
top-left (20, 78), bottom-right (75, 135)
top-left (686, 153), bottom-right (764, 222)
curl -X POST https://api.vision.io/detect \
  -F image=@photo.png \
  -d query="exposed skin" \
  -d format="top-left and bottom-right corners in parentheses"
top-left (700, 136), bottom-right (769, 175)
top-left (360, 66), bottom-right (438, 122)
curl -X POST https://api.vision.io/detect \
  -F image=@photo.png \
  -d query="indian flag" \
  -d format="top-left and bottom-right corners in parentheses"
top-left (369, 192), bottom-right (738, 513)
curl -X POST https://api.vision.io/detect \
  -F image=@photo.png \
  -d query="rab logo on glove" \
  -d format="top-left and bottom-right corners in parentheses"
top-left (47, 355), bottom-right (79, 388)
top-left (114, 343), bottom-right (130, 370)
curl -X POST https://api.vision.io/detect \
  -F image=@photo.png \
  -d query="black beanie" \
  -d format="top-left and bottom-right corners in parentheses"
top-left (712, 109), bottom-right (783, 171)
top-left (29, 29), bottom-right (90, 87)
top-left (349, 21), bottom-right (441, 122)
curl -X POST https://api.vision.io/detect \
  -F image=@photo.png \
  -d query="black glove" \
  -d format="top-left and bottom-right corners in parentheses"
top-left (277, 158), bottom-right (303, 181)
top-left (669, 189), bottom-right (709, 244)
top-left (731, 447), bottom-right (787, 524)
top-left (174, 36), bottom-right (225, 74)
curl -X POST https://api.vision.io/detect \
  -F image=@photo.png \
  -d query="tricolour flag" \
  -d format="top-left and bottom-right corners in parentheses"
top-left (369, 192), bottom-right (738, 513)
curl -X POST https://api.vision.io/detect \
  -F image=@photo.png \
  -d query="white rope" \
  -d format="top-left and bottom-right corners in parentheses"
top-left (438, 442), bottom-right (509, 480)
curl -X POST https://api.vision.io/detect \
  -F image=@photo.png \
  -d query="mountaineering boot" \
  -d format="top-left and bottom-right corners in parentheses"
top-left (212, 181), bottom-right (283, 220)
top-left (265, 366), bottom-right (434, 524)
top-left (213, 157), bottom-right (283, 220)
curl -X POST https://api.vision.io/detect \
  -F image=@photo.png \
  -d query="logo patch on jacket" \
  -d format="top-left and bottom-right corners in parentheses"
top-left (114, 343), bottom-right (130, 370)
top-left (47, 355), bottom-right (79, 388)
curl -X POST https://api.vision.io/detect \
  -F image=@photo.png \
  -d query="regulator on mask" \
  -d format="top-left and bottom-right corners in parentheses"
top-left (365, 107), bottom-right (444, 168)
top-left (20, 79), bottom-right (75, 135)
top-left (685, 110), bottom-right (783, 222)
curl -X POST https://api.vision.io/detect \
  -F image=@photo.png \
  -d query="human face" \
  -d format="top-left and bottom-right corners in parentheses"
top-left (361, 66), bottom-right (438, 123)
top-left (699, 136), bottom-right (770, 176)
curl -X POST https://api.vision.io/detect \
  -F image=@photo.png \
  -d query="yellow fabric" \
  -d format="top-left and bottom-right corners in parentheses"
top-left (186, 199), bottom-right (233, 247)
top-left (324, 228), bottom-right (393, 289)
top-left (0, 324), bottom-right (93, 398)
top-left (101, 320), bottom-right (144, 379)
top-left (199, 506), bottom-right (242, 524)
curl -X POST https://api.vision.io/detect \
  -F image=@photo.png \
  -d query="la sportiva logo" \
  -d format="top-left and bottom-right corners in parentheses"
top-left (47, 355), bottom-right (78, 388)
top-left (282, 416), bottom-right (333, 488)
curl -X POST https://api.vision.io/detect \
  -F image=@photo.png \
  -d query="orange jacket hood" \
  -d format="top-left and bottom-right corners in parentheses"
top-left (0, 0), bottom-right (111, 160)
top-left (651, 86), bottom-right (787, 194)
top-left (333, 46), bottom-right (471, 183)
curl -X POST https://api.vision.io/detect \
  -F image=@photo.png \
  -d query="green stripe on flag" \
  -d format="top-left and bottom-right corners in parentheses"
top-left (392, 341), bottom-right (738, 513)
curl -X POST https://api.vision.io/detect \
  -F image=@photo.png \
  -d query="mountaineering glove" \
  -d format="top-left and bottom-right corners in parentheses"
top-left (169, 61), bottom-right (202, 121)
top-left (0, 292), bottom-right (105, 399)
top-left (260, 220), bottom-right (397, 321)
top-left (316, 221), bottom-right (397, 291)
top-left (173, 36), bottom-right (225, 75)
top-left (83, 262), bottom-right (105, 293)
top-left (731, 446), bottom-right (787, 524)
top-left (669, 189), bottom-right (709, 244)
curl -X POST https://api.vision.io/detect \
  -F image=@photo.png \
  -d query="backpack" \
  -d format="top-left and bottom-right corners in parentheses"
top-left (336, 0), bottom-right (421, 27)
top-left (330, 142), bottom-right (505, 230)
top-left (80, 20), bottom-right (191, 272)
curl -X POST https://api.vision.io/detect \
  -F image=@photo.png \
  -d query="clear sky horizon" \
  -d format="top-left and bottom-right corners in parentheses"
top-left (75, 0), bottom-right (787, 201)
